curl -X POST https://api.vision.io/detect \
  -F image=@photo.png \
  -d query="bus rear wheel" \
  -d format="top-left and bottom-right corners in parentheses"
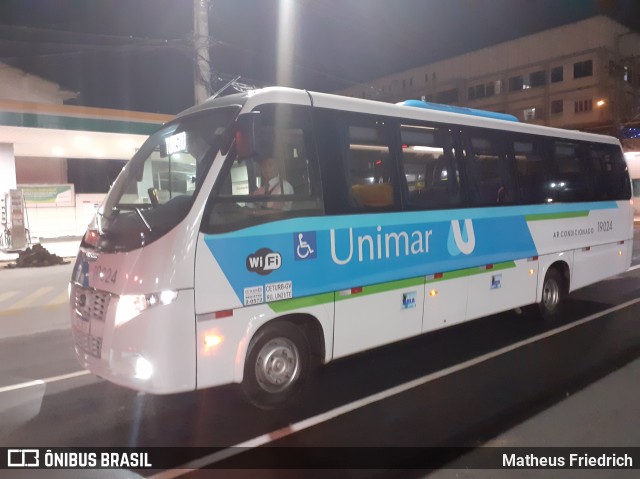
top-left (242, 321), bottom-right (310, 409)
top-left (538, 267), bottom-right (566, 320)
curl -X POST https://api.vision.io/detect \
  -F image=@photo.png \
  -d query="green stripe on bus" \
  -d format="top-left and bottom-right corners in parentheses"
top-left (525, 211), bottom-right (589, 221)
top-left (268, 276), bottom-right (425, 312)
top-left (336, 276), bottom-right (426, 302)
top-left (269, 292), bottom-right (334, 313)
top-left (425, 260), bottom-right (516, 283)
top-left (269, 263), bottom-right (517, 312)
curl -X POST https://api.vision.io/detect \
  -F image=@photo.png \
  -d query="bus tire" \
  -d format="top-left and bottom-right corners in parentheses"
top-left (538, 267), bottom-right (566, 320)
top-left (242, 321), bottom-right (310, 409)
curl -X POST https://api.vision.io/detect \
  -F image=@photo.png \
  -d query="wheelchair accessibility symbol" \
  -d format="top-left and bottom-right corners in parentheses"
top-left (294, 232), bottom-right (317, 260)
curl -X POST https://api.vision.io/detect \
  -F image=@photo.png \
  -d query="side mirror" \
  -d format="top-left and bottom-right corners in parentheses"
top-left (234, 112), bottom-right (260, 159)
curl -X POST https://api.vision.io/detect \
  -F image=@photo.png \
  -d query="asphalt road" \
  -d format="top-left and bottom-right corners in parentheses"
top-left (1, 230), bottom-right (640, 478)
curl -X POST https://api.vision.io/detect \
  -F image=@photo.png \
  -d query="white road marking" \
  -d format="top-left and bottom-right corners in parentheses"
top-left (0, 370), bottom-right (91, 394)
top-left (45, 290), bottom-right (70, 307)
top-left (0, 291), bottom-right (19, 305)
top-left (6, 286), bottom-right (54, 310)
top-left (149, 295), bottom-right (640, 478)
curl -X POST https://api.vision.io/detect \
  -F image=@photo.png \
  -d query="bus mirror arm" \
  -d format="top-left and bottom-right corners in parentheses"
top-left (234, 111), bottom-right (261, 160)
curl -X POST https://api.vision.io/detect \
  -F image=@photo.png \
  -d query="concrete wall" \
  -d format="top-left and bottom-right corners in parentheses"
top-left (25, 193), bottom-right (105, 239)
top-left (0, 143), bottom-right (16, 195)
top-left (15, 157), bottom-right (68, 184)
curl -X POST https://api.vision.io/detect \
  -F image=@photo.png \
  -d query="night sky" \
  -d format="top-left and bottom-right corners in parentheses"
top-left (0, 0), bottom-right (639, 114)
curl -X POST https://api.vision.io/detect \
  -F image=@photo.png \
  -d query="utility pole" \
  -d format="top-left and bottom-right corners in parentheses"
top-left (193, 0), bottom-right (211, 105)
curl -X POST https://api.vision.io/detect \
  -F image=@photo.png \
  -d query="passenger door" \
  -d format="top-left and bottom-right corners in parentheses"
top-left (314, 111), bottom-right (424, 358)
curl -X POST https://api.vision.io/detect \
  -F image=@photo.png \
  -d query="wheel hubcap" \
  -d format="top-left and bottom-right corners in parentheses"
top-left (542, 278), bottom-right (560, 311)
top-left (255, 338), bottom-right (300, 393)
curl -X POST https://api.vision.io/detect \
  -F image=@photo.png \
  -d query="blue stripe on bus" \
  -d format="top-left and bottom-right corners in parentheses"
top-left (203, 201), bottom-right (617, 304)
top-left (212, 201), bottom-right (617, 239)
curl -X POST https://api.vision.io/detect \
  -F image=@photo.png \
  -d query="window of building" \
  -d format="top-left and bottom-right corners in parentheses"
top-left (425, 73), bottom-right (429, 83)
top-left (523, 107), bottom-right (537, 121)
top-left (509, 76), bottom-right (524, 91)
top-left (529, 70), bottom-right (546, 88)
top-left (486, 79), bottom-right (502, 96)
top-left (574, 99), bottom-right (593, 113)
top-left (509, 71), bottom-right (545, 92)
top-left (551, 66), bottom-right (563, 83)
top-left (468, 84), bottom-right (486, 101)
top-left (573, 59), bottom-right (593, 79)
top-left (400, 124), bottom-right (461, 210)
top-left (550, 99), bottom-right (563, 114)
top-left (624, 66), bottom-right (633, 84)
top-left (435, 88), bottom-right (459, 104)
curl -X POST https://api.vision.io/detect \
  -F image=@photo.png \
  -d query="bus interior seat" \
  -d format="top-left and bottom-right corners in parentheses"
top-left (351, 183), bottom-right (394, 207)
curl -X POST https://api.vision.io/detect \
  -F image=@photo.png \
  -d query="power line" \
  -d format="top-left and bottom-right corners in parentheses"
top-left (0, 14), bottom-right (362, 91)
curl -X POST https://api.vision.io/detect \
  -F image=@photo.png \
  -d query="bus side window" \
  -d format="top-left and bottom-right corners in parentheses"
top-left (346, 123), bottom-right (397, 210)
top-left (202, 104), bottom-right (324, 233)
top-left (513, 136), bottom-right (548, 204)
top-left (589, 145), bottom-right (631, 201)
top-left (464, 130), bottom-right (515, 206)
top-left (400, 124), bottom-right (461, 210)
top-left (549, 141), bottom-right (594, 202)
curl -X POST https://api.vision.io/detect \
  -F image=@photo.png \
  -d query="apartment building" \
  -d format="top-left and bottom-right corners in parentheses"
top-left (337, 16), bottom-right (640, 147)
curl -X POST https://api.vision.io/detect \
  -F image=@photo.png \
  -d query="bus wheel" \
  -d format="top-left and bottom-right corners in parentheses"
top-left (242, 321), bottom-right (310, 409)
top-left (538, 268), bottom-right (565, 320)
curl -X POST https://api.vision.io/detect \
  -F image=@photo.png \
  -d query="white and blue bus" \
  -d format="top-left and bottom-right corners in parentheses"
top-left (70, 87), bottom-right (633, 408)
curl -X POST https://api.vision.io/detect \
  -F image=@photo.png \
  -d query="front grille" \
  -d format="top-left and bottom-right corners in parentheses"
top-left (71, 286), bottom-right (112, 359)
top-left (73, 287), bottom-right (111, 323)
top-left (73, 329), bottom-right (103, 358)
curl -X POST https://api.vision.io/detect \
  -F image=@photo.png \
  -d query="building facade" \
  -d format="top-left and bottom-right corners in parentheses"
top-left (0, 63), bottom-right (171, 241)
top-left (337, 16), bottom-right (640, 148)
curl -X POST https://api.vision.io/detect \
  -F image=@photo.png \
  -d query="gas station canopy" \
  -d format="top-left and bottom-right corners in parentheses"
top-left (0, 100), bottom-right (173, 160)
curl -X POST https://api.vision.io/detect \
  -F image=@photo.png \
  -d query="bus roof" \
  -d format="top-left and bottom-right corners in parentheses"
top-left (397, 99), bottom-right (519, 122)
top-left (185, 87), bottom-right (621, 146)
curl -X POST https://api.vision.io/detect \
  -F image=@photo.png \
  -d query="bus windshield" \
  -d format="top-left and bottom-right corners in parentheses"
top-left (94, 106), bottom-right (240, 251)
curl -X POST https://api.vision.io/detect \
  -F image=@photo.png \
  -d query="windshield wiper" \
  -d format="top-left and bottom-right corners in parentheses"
top-left (135, 208), bottom-right (152, 232)
top-left (112, 205), bottom-right (152, 232)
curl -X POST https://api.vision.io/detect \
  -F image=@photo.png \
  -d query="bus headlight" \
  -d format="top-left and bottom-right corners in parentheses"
top-left (115, 290), bottom-right (179, 327)
top-left (134, 356), bottom-right (154, 380)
